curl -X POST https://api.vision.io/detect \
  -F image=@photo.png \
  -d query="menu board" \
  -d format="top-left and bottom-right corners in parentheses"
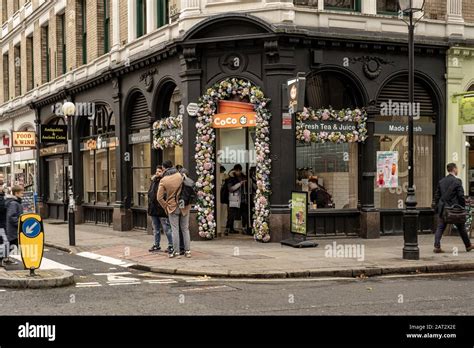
top-left (22, 191), bottom-right (37, 214)
top-left (291, 191), bottom-right (308, 235)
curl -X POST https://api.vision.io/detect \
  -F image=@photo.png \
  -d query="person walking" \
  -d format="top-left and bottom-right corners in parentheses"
top-left (224, 164), bottom-right (246, 235)
top-left (433, 163), bottom-right (473, 253)
top-left (3, 185), bottom-right (24, 265)
top-left (148, 166), bottom-right (173, 254)
top-left (0, 175), bottom-right (7, 267)
top-left (157, 161), bottom-right (192, 259)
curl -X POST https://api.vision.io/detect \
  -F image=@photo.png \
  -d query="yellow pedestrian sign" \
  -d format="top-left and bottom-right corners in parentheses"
top-left (18, 213), bottom-right (45, 273)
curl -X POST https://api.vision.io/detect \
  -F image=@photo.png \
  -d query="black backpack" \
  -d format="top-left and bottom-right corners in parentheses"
top-left (179, 176), bottom-right (198, 207)
top-left (220, 178), bottom-right (229, 204)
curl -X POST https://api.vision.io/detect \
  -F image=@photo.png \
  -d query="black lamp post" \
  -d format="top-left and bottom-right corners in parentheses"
top-left (399, 0), bottom-right (425, 260)
top-left (63, 101), bottom-right (76, 246)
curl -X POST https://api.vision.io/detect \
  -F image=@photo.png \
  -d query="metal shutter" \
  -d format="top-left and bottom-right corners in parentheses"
top-left (377, 75), bottom-right (435, 117)
top-left (130, 93), bottom-right (150, 130)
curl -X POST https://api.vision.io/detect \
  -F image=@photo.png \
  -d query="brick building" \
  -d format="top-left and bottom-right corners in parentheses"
top-left (0, 1), bottom-right (472, 241)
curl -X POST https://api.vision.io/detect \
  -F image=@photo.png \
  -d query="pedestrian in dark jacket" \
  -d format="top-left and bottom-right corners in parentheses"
top-left (0, 175), bottom-right (7, 266)
top-left (433, 163), bottom-right (473, 253)
top-left (3, 185), bottom-right (24, 265)
top-left (148, 166), bottom-right (173, 254)
top-left (225, 164), bottom-right (246, 235)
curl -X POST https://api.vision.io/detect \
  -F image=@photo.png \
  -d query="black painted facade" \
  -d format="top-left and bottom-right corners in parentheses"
top-left (30, 14), bottom-right (447, 240)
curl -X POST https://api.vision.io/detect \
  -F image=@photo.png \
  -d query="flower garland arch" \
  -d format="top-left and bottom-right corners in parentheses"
top-left (195, 78), bottom-right (272, 242)
top-left (296, 107), bottom-right (367, 143)
top-left (152, 114), bottom-right (183, 149)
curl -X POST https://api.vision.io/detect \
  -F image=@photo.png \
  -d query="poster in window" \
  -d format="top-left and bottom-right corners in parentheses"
top-left (291, 191), bottom-right (308, 235)
top-left (376, 151), bottom-right (398, 188)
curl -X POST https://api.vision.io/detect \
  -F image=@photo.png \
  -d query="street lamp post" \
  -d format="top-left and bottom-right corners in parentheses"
top-left (399, 0), bottom-right (425, 260)
top-left (63, 101), bottom-right (76, 246)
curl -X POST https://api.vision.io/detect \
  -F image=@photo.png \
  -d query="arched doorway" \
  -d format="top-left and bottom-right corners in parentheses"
top-left (195, 78), bottom-right (272, 242)
top-left (375, 73), bottom-right (439, 234)
top-left (79, 103), bottom-right (116, 226)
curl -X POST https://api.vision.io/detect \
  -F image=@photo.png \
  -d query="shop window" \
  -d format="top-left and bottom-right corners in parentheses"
top-left (14, 161), bottom-right (35, 190)
top-left (48, 157), bottom-right (65, 202)
top-left (377, 0), bottom-right (399, 14)
top-left (81, 105), bottom-right (116, 204)
top-left (375, 75), bottom-right (437, 209)
top-left (324, 0), bottom-right (361, 11)
top-left (297, 143), bottom-right (358, 209)
top-left (374, 133), bottom-right (433, 208)
top-left (132, 143), bottom-right (151, 207)
top-left (296, 71), bottom-right (362, 209)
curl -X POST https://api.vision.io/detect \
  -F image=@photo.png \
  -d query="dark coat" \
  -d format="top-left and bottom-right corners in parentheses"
top-left (434, 174), bottom-right (465, 218)
top-left (0, 192), bottom-right (6, 230)
top-left (148, 176), bottom-right (167, 217)
top-left (5, 196), bottom-right (23, 242)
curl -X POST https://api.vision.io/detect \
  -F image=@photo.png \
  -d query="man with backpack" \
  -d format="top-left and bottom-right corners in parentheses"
top-left (158, 161), bottom-right (194, 258)
top-left (148, 166), bottom-right (173, 254)
top-left (3, 185), bottom-right (23, 266)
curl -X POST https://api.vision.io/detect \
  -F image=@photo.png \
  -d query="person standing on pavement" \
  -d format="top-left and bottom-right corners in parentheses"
top-left (148, 166), bottom-right (173, 254)
top-left (3, 185), bottom-right (24, 265)
top-left (434, 163), bottom-right (473, 253)
top-left (224, 164), bottom-right (247, 235)
top-left (0, 175), bottom-right (7, 266)
top-left (157, 161), bottom-right (192, 258)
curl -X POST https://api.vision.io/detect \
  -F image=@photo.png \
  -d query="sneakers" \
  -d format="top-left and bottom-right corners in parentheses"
top-left (185, 251), bottom-right (191, 258)
top-left (168, 251), bottom-right (191, 258)
top-left (149, 245), bottom-right (161, 253)
top-left (433, 247), bottom-right (444, 254)
top-left (2, 257), bottom-right (18, 265)
top-left (169, 252), bottom-right (181, 259)
top-left (467, 245), bottom-right (473, 252)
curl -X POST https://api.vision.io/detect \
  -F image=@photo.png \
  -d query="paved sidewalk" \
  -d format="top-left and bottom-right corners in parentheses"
top-left (43, 222), bottom-right (474, 278)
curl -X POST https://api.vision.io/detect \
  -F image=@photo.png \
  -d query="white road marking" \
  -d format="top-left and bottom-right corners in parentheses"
top-left (0, 289), bottom-right (6, 292)
top-left (10, 255), bottom-right (80, 270)
top-left (181, 285), bottom-right (232, 292)
top-left (185, 278), bottom-right (211, 283)
top-left (78, 252), bottom-right (135, 267)
top-left (108, 282), bottom-right (141, 286)
top-left (143, 279), bottom-right (177, 284)
top-left (76, 282), bottom-right (102, 288)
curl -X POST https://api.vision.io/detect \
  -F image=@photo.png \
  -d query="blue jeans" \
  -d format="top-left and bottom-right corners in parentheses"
top-left (151, 216), bottom-right (173, 249)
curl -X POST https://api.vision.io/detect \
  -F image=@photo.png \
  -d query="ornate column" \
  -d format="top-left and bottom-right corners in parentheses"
top-left (127, 0), bottom-right (137, 43)
top-left (146, 0), bottom-right (157, 33)
top-left (179, 0), bottom-right (200, 19)
top-left (361, 0), bottom-right (376, 15)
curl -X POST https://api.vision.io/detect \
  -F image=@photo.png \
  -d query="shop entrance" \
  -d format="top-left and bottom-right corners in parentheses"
top-left (216, 127), bottom-right (256, 238)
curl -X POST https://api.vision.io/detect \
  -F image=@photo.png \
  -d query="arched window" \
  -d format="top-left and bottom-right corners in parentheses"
top-left (296, 71), bottom-right (362, 209)
top-left (375, 74), bottom-right (437, 209)
top-left (81, 104), bottom-right (116, 204)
